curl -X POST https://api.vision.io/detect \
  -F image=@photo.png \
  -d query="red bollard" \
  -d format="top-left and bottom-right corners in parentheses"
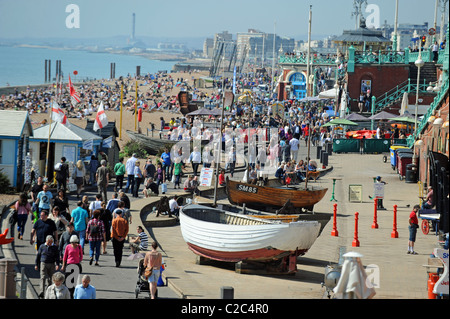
top-left (391, 205), bottom-right (399, 238)
top-left (372, 198), bottom-right (379, 229)
top-left (331, 203), bottom-right (338, 237)
top-left (352, 212), bottom-right (360, 247)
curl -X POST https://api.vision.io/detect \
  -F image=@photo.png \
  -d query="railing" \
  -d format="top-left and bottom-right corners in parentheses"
top-left (280, 47), bottom-right (445, 66)
top-left (354, 50), bottom-right (406, 64)
top-left (373, 79), bottom-right (430, 113)
top-left (408, 48), bottom-right (445, 64)
top-left (279, 54), bottom-right (341, 66)
top-left (407, 79), bottom-right (449, 148)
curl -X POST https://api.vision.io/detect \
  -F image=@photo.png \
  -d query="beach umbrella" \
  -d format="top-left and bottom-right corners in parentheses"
top-left (333, 252), bottom-right (376, 299)
top-left (399, 92), bottom-right (409, 115)
top-left (345, 113), bottom-right (370, 121)
top-left (368, 111), bottom-right (397, 120)
top-left (322, 118), bottom-right (358, 127)
top-left (388, 115), bottom-right (417, 124)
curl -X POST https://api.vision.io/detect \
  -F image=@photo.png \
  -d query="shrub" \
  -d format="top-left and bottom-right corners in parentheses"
top-left (0, 168), bottom-right (11, 193)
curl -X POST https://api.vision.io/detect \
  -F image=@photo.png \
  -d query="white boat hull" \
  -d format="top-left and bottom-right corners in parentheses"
top-left (179, 205), bottom-right (320, 262)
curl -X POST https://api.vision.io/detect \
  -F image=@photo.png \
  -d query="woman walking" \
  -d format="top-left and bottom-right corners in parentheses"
top-left (15, 192), bottom-right (31, 240)
top-left (53, 190), bottom-right (69, 219)
top-left (133, 161), bottom-right (143, 198)
top-left (86, 210), bottom-right (106, 266)
top-left (62, 235), bottom-right (83, 298)
top-left (73, 160), bottom-right (85, 199)
top-left (143, 242), bottom-right (163, 299)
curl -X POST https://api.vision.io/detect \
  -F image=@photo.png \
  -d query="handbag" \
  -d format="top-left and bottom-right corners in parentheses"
top-left (144, 267), bottom-right (153, 279)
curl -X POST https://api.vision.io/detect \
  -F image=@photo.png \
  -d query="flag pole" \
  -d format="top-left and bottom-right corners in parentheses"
top-left (44, 97), bottom-right (53, 183)
top-left (119, 83), bottom-right (123, 140)
top-left (135, 78), bottom-right (138, 131)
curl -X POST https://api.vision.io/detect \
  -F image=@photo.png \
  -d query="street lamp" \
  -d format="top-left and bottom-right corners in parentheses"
top-left (413, 50), bottom-right (424, 166)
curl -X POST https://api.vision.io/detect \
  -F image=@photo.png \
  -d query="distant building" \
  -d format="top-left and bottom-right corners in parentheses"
top-left (333, 17), bottom-right (391, 53)
top-left (203, 38), bottom-right (214, 58)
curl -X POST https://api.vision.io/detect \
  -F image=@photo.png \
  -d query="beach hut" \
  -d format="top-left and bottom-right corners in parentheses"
top-left (85, 120), bottom-right (120, 167)
top-left (29, 122), bottom-right (102, 187)
top-left (0, 110), bottom-right (33, 190)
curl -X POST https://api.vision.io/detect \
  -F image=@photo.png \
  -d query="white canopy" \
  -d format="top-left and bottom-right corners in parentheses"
top-left (318, 87), bottom-right (338, 99)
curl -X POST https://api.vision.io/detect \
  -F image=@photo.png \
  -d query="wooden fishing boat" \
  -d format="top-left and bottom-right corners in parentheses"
top-left (126, 130), bottom-right (177, 154)
top-left (226, 178), bottom-right (328, 213)
top-left (179, 204), bottom-right (320, 269)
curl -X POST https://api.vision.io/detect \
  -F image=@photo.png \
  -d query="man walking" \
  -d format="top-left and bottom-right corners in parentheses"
top-left (96, 160), bottom-right (109, 202)
top-left (125, 153), bottom-right (138, 194)
top-left (31, 210), bottom-right (58, 251)
top-left (35, 235), bottom-right (60, 298)
top-left (289, 136), bottom-right (300, 162)
top-left (111, 209), bottom-right (129, 267)
top-left (55, 157), bottom-right (70, 193)
top-left (70, 201), bottom-right (89, 252)
top-left (113, 157), bottom-right (126, 192)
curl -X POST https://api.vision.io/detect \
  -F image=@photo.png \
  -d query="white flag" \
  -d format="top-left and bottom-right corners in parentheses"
top-left (93, 102), bottom-right (108, 132)
top-left (51, 101), bottom-right (67, 125)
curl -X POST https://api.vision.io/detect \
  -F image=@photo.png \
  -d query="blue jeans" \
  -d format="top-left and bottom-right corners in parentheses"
top-left (125, 175), bottom-right (135, 193)
top-left (89, 240), bottom-right (102, 261)
top-left (17, 214), bottom-right (28, 237)
top-left (78, 229), bottom-right (86, 251)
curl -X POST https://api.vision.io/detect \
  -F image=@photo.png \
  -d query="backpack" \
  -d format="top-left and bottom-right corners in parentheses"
top-left (89, 221), bottom-right (100, 236)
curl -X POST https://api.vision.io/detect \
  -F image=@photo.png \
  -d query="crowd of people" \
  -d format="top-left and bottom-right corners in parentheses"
top-left (12, 165), bottom-right (155, 299)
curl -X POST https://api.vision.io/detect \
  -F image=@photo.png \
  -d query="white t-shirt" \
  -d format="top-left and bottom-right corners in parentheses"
top-left (169, 199), bottom-right (179, 212)
top-left (126, 157), bottom-right (137, 175)
top-left (289, 138), bottom-right (299, 151)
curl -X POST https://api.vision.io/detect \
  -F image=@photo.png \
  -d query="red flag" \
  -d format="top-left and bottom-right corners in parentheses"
top-left (68, 75), bottom-right (81, 105)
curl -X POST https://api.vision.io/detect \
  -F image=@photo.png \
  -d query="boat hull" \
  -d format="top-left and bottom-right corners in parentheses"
top-left (226, 179), bottom-right (328, 210)
top-left (179, 205), bottom-right (321, 263)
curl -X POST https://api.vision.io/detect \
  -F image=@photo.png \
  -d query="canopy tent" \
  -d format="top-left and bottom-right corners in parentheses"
top-left (345, 113), bottom-right (370, 121)
top-left (186, 108), bottom-right (216, 116)
top-left (368, 111), bottom-right (397, 120)
top-left (318, 87), bottom-right (338, 99)
top-left (299, 96), bottom-right (321, 102)
top-left (322, 118), bottom-right (358, 127)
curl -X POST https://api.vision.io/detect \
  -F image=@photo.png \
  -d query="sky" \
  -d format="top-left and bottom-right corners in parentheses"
top-left (0, 0), bottom-right (447, 40)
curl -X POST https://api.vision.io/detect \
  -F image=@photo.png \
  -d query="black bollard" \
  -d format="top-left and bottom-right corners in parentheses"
top-left (316, 145), bottom-right (322, 160)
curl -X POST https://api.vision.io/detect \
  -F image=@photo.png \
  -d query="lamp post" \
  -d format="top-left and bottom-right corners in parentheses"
top-left (393, 0), bottom-right (399, 51)
top-left (413, 49), bottom-right (424, 166)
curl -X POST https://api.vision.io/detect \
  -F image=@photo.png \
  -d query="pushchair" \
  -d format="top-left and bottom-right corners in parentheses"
top-left (135, 258), bottom-right (158, 299)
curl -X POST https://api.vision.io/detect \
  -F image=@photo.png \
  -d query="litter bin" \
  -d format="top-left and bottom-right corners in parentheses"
top-left (398, 153), bottom-right (413, 180)
top-left (390, 145), bottom-right (409, 170)
top-left (405, 164), bottom-right (417, 183)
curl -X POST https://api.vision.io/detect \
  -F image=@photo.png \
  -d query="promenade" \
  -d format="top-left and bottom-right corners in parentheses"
top-left (0, 144), bottom-right (442, 300)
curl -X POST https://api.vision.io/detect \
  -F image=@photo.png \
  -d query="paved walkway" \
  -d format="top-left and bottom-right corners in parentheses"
top-left (1, 145), bottom-right (443, 299)
top-left (141, 152), bottom-right (441, 299)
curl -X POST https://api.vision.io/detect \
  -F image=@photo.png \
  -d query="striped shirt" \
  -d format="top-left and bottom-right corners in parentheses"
top-left (138, 231), bottom-right (148, 250)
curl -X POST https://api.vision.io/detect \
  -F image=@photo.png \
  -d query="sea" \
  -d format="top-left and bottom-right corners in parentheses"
top-left (0, 45), bottom-right (177, 87)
